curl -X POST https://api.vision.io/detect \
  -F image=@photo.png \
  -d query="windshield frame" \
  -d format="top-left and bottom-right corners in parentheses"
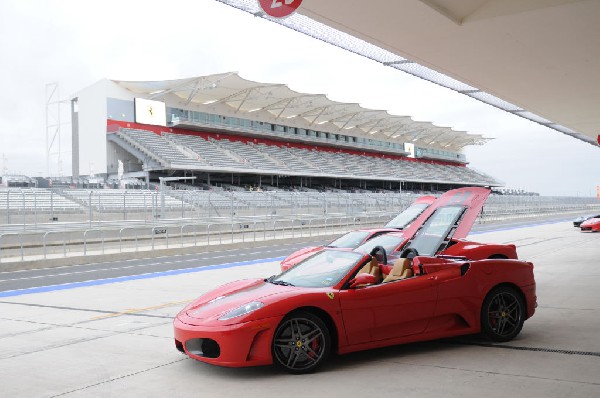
top-left (406, 205), bottom-right (467, 256)
top-left (384, 202), bottom-right (430, 229)
top-left (272, 249), bottom-right (367, 288)
top-left (327, 230), bottom-right (371, 248)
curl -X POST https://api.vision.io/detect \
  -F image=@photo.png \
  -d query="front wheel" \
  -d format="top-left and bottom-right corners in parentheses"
top-left (272, 311), bottom-right (330, 374)
top-left (481, 286), bottom-right (525, 342)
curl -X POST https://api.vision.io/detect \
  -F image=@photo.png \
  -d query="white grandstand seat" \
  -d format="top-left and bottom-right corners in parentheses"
top-left (0, 189), bottom-right (82, 212)
top-left (116, 128), bottom-right (499, 185)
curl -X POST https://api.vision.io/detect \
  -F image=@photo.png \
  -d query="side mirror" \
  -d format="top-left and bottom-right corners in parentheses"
top-left (349, 273), bottom-right (377, 288)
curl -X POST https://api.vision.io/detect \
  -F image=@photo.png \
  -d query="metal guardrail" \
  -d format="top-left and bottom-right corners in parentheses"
top-left (2, 189), bottom-right (598, 230)
top-left (1, 190), bottom-right (599, 264)
top-left (0, 189), bottom-right (418, 228)
top-left (0, 214), bottom-right (389, 263)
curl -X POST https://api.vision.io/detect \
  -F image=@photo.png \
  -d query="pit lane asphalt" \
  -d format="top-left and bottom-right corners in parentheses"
top-left (0, 215), bottom-right (574, 294)
top-left (0, 241), bottom-right (313, 294)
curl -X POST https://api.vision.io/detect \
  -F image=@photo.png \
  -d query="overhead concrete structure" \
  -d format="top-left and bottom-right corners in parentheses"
top-left (217, 0), bottom-right (600, 147)
top-left (117, 73), bottom-right (489, 150)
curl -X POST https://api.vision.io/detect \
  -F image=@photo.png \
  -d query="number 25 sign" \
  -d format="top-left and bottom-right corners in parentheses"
top-left (257, 0), bottom-right (303, 18)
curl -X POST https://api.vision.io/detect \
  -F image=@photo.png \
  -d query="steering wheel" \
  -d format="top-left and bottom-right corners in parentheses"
top-left (399, 247), bottom-right (419, 259)
top-left (369, 245), bottom-right (387, 265)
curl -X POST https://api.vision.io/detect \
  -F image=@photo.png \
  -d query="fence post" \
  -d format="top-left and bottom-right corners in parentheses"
top-left (83, 230), bottom-right (89, 255)
top-left (50, 191), bottom-right (54, 222)
top-left (33, 189), bottom-right (37, 227)
top-left (119, 228), bottom-right (125, 253)
top-left (6, 190), bottom-right (10, 224)
top-left (20, 233), bottom-right (24, 261)
top-left (20, 189), bottom-right (26, 230)
top-left (89, 191), bottom-right (93, 228)
top-left (43, 232), bottom-right (50, 259)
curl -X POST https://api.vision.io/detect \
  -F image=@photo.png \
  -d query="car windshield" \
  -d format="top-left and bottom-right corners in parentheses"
top-left (409, 205), bottom-right (465, 256)
top-left (355, 234), bottom-right (405, 254)
top-left (385, 203), bottom-right (430, 229)
top-left (272, 250), bottom-right (364, 288)
top-left (328, 231), bottom-right (371, 248)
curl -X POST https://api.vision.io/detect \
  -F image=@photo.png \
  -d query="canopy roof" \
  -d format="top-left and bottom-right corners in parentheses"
top-left (216, 0), bottom-right (600, 147)
top-left (115, 72), bottom-right (490, 151)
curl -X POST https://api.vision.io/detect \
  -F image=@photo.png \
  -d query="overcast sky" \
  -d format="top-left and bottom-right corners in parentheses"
top-left (0, 0), bottom-right (598, 196)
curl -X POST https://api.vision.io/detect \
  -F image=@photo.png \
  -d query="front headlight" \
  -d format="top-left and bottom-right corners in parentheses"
top-left (219, 301), bottom-right (264, 321)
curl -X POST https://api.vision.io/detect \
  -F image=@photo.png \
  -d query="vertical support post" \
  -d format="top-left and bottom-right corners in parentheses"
top-left (160, 177), bottom-right (165, 219)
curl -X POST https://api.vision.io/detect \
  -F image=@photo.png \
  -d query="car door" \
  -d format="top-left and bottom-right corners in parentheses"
top-left (338, 276), bottom-right (438, 345)
top-left (402, 187), bottom-right (491, 243)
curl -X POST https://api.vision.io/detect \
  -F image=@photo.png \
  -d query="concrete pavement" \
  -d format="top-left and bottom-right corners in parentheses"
top-left (0, 220), bottom-right (598, 397)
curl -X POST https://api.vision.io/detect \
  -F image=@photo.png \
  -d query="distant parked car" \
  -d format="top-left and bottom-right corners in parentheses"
top-left (580, 216), bottom-right (600, 232)
top-left (353, 188), bottom-right (518, 274)
top-left (573, 215), bottom-right (597, 228)
top-left (280, 196), bottom-right (435, 271)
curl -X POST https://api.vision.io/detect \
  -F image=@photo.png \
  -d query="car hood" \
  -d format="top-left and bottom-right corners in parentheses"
top-left (183, 278), bottom-right (297, 323)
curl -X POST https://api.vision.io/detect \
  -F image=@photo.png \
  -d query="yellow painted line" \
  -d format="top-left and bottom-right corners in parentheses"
top-left (90, 299), bottom-right (192, 320)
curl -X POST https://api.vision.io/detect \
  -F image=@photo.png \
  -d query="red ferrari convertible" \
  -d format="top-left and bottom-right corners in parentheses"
top-left (174, 187), bottom-right (536, 373)
top-left (580, 216), bottom-right (600, 232)
top-left (280, 195), bottom-right (436, 271)
top-left (282, 189), bottom-right (517, 272)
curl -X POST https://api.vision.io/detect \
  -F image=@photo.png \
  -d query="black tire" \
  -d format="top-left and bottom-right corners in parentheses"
top-left (272, 311), bottom-right (331, 374)
top-left (481, 286), bottom-right (525, 342)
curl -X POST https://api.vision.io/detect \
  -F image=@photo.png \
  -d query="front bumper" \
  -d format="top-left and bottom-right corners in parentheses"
top-left (173, 315), bottom-right (282, 368)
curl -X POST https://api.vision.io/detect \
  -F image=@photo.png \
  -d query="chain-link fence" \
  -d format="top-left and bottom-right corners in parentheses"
top-left (1, 188), bottom-right (599, 264)
top-left (0, 188), bottom-right (423, 228)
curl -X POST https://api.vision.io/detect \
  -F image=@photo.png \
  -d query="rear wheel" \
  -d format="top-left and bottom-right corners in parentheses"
top-left (272, 311), bottom-right (330, 374)
top-left (481, 286), bottom-right (525, 342)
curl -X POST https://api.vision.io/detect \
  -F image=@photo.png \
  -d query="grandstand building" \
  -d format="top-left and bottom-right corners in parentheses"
top-left (70, 72), bottom-right (499, 191)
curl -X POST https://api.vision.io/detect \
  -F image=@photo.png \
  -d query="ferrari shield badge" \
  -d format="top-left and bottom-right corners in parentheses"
top-left (327, 292), bottom-right (335, 300)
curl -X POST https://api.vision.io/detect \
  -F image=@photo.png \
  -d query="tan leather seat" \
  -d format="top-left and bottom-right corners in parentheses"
top-left (356, 257), bottom-right (382, 284)
top-left (383, 258), bottom-right (414, 283)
